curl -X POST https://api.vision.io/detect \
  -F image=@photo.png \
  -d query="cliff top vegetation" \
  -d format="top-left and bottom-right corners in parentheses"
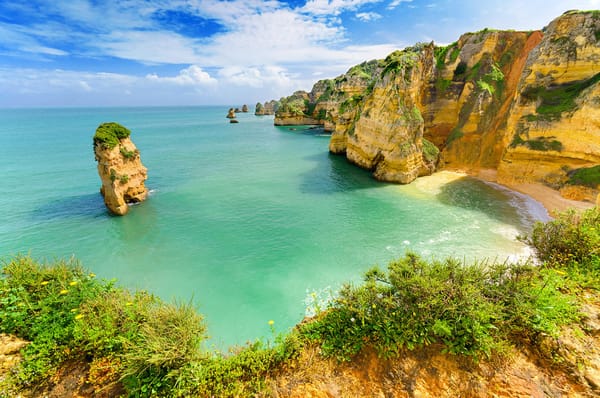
top-left (93, 122), bottom-right (131, 149)
top-left (1, 207), bottom-right (599, 396)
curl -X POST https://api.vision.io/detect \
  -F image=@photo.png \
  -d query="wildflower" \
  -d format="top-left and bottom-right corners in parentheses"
top-left (125, 302), bottom-right (133, 306)
top-left (69, 281), bottom-right (78, 286)
top-left (268, 320), bottom-right (275, 326)
top-left (40, 281), bottom-right (49, 286)
top-left (555, 270), bottom-right (567, 275)
top-left (74, 314), bottom-right (84, 320)
top-left (350, 317), bottom-right (356, 323)
top-left (372, 304), bottom-right (376, 309)
top-left (70, 308), bottom-right (77, 313)
top-left (89, 273), bottom-right (96, 278)
top-left (59, 289), bottom-right (69, 295)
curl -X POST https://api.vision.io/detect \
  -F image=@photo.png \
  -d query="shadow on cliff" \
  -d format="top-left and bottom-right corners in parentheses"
top-left (30, 192), bottom-right (108, 221)
top-left (436, 176), bottom-right (532, 227)
top-left (299, 152), bottom-right (391, 195)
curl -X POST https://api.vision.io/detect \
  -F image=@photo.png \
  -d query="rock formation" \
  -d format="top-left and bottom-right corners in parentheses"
top-left (274, 10), bottom-right (600, 194)
top-left (226, 108), bottom-right (236, 118)
top-left (241, 104), bottom-right (248, 112)
top-left (255, 100), bottom-right (279, 115)
top-left (93, 122), bottom-right (148, 216)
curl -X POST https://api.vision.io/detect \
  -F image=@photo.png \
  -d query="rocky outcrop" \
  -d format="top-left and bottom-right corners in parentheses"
top-left (255, 100), bottom-right (279, 115)
top-left (93, 123), bottom-right (148, 216)
top-left (226, 108), bottom-right (236, 118)
top-left (273, 10), bottom-right (600, 192)
top-left (241, 104), bottom-right (248, 112)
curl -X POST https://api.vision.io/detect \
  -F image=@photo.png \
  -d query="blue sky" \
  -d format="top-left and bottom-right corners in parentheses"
top-left (1, 0), bottom-right (599, 107)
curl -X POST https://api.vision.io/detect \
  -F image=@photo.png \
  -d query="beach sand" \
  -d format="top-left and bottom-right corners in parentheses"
top-left (473, 169), bottom-right (595, 216)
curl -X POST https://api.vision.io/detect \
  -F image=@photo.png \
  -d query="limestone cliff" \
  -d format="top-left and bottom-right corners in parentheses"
top-left (273, 11), bottom-right (600, 194)
top-left (93, 122), bottom-right (148, 216)
top-left (497, 11), bottom-right (600, 188)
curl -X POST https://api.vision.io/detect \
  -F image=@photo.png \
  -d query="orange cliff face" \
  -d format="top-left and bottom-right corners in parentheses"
top-left (273, 11), bottom-right (600, 196)
top-left (497, 11), bottom-right (600, 187)
top-left (93, 123), bottom-right (148, 216)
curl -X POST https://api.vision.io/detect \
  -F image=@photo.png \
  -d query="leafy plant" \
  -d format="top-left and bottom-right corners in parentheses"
top-left (568, 165), bottom-right (600, 188)
top-left (94, 122), bottom-right (131, 149)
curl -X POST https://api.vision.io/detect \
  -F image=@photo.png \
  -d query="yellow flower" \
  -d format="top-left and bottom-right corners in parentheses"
top-left (70, 308), bottom-right (77, 313)
top-left (40, 281), bottom-right (49, 286)
top-left (125, 302), bottom-right (133, 306)
top-left (69, 281), bottom-right (78, 286)
top-left (74, 314), bottom-right (84, 320)
top-left (89, 273), bottom-right (96, 278)
top-left (268, 320), bottom-right (275, 326)
top-left (59, 289), bottom-right (69, 295)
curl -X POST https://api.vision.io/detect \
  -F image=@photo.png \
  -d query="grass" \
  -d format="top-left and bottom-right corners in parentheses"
top-left (1, 208), bottom-right (599, 395)
top-left (93, 122), bottom-right (131, 150)
top-left (522, 73), bottom-right (600, 121)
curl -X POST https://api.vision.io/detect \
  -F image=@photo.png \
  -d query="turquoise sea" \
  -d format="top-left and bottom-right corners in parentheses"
top-left (0, 106), bottom-right (549, 348)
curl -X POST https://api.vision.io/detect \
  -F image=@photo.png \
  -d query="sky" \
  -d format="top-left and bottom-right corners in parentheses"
top-left (1, 0), bottom-right (599, 107)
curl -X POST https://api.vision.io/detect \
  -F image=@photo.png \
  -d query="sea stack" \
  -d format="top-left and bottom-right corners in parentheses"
top-left (93, 122), bottom-right (148, 216)
top-left (226, 108), bottom-right (236, 118)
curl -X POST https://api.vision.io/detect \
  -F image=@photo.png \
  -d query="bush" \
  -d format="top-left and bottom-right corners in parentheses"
top-left (568, 165), bottom-right (600, 188)
top-left (519, 207), bottom-right (600, 267)
top-left (300, 251), bottom-right (582, 362)
top-left (93, 122), bottom-right (131, 149)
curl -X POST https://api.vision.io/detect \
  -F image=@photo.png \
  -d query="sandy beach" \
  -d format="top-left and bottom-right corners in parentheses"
top-left (473, 169), bottom-right (596, 216)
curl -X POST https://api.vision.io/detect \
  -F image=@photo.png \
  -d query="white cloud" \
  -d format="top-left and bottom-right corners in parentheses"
top-left (356, 12), bottom-right (382, 21)
top-left (97, 30), bottom-right (203, 64)
top-left (146, 65), bottom-right (217, 86)
top-left (301, 0), bottom-right (383, 16)
top-left (218, 65), bottom-right (293, 88)
top-left (387, 0), bottom-right (412, 9)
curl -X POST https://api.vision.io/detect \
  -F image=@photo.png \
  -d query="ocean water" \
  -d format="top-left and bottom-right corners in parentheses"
top-left (0, 106), bottom-right (549, 348)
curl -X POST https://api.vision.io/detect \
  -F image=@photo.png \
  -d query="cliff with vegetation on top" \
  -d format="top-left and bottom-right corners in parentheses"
top-left (93, 122), bottom-right (148, 216)
top-left (274, 10), bottom-right (600, 199)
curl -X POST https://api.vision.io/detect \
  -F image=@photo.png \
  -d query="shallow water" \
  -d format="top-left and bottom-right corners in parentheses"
top-left (0, 107), bottom-right (548, 348)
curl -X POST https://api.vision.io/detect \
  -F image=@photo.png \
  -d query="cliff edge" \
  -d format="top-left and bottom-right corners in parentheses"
top-left (93, 122), bottom-right (148, 216)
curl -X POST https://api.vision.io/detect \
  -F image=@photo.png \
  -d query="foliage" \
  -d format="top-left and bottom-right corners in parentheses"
top-left (120, 146), bottom-right (137, 159)
top-left (119, 174), bottom-right (129, 184)
top-left (94, 122), bottom-right (131, 149)
top-left (299, 252), bottom-right (580, 362)
top-left (519, 207), bottom-right (600, 267)
top-left (477, 80), bottom-right (495, 95)
top-left (568, 165), bottom-right (600, 188)
top-left (381, 49), bottom-right (419, 78)
top-left (511, 134), bottom-right (563, 152)
top-left (435, 78), bottom-right (452, 93)
top-left (421, 138), bottom-right (439, 163)
top-left (446, 127), bottom-right (464, 145)
top-left (521, 73), bottom-right (600, 121)
top-left (3, 208), bottom-right (600, 394)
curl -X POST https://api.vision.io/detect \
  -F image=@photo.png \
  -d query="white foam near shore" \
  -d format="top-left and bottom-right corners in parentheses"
top-left (480, 180), bottom-right (551, 224)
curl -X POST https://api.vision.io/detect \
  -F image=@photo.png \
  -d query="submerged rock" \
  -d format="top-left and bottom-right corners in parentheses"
top-left (93, 122), bottom-right (148, 216)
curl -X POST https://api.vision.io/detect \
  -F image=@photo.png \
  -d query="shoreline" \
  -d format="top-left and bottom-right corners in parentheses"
top-left (464, 168), bottom-right (595, 216)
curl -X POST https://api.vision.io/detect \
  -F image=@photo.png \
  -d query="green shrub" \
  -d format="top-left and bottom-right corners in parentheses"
top-left (568, 165), bottom-right (600, 188)
top-left (422, 138), bottom-right (439, 163)
top-left (519, 207), bottom-right (600, 267)
top-left (94, 122), bottom-right (131, 149)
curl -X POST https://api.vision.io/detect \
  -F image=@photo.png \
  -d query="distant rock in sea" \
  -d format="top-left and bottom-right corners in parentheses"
top-left (226, 108), bottom-right (236, 118)
top-left (93, 122), bottom-right (148, 216)
top-left (242, 104), bottom-right (248, 112)
top-left (230, 119), bottom-right (239, 123)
